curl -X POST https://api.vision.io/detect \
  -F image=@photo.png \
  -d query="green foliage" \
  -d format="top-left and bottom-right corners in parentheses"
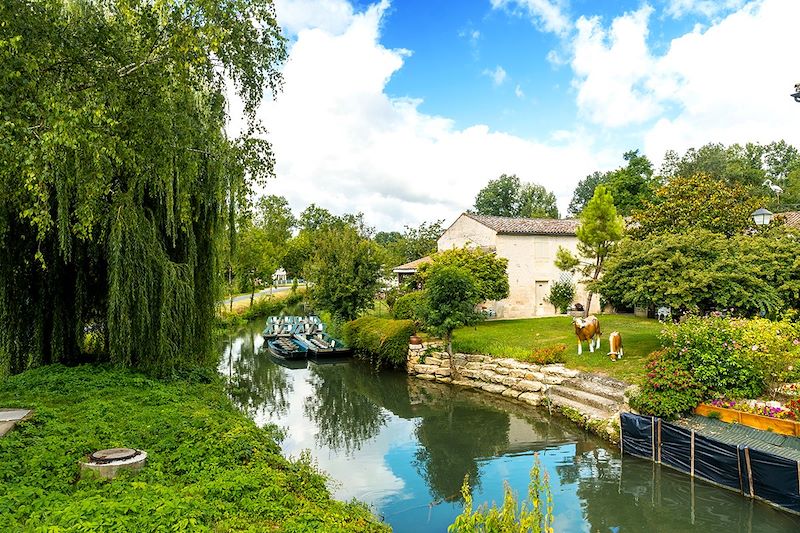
top-left (307, 225), bottom-right (382, 322)
top-left (343, 317), bottom-right (416, 368)
top-left (419, 247), bottom-right (509, 302)
top-left (449, 456), bottom-right (553, 533)
top-left (630, 350), bottom-right (707, 419)
top-left (558, 185), bottom-right (623, 312)
top-left (525, 344), bottom-right (567, 365)
top-left (568, 150), bottom-right (657, 216)
top-left (632, 316), bottom-right (800, 418)
top-left (0, 0), bottom-right (287, 376)
top-left (630, 174), bottom-right (761, 238)
top-left (254, 195), bottom-right (296, 247)
top-left (0, 365), bottom-right (386, 531)
top-left (392, 291), bottom-right (428, 322)
top-left (598, 228), bottom-right (800, 315)
top-left (374, 220), bottom-right (444, 271)
top-left (474, 174), bottom-right (558, 218)
top-left (421, 265), bottom-right (482, 351)
top-left (544, 281), bottom-right (575, 314)
top-left (235, 225), bottom-right (279, 301)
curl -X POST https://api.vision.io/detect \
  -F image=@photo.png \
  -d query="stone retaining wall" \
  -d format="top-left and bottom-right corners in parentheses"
top-left (407, 342), bottom-right (629, 442)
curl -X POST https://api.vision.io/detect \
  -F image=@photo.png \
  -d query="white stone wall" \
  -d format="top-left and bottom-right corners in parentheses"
top-left (436, 214), bottom-right (601, 318)
top-left (437, 215), bottom-right (498, 251)
top-left (407, 343), bottom-right (578, 407)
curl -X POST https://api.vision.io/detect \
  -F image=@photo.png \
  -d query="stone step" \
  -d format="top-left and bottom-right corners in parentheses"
top-left (546, 393), bottom-right (616, 422)
top-left (564, 374), bottom-right (627, 403)
top-left (547, 386), bottom-right (619, 416)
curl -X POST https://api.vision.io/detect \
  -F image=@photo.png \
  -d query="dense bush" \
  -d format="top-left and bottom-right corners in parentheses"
top-left (545, 281), bottom-right (574, 314)
top-left (392, 291), bottom-right (427, 321)
top-left (525, 344), bottom-right (567, 365)
top-left (0, 365), bottom-right (386, 531)
top-left (631, 316), bottom-right (800, 418)
top-left (343, 317), bottom-right (416, 368)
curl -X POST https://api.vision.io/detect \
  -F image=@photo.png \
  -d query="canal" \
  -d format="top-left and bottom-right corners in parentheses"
top-left (220, 320), bottom-right (800, 532)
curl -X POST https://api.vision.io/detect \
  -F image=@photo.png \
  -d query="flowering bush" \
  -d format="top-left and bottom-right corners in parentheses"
top-left (526, 344), bottom-right (567, 365)
top-left (632, 316), bottom-right (800, 419)
top-left (709, 398), bottom-right (800, 420)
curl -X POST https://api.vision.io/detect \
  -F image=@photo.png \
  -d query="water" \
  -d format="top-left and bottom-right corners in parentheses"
top-left (220, 320), bottom-right (800, 532)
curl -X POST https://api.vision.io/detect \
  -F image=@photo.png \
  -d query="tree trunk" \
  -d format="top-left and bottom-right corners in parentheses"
top-left (250, 283), bottom-right (255, 308)
top-left (584, 291), bottom-right (593, 318)
top-left (228, 266), bottom-right (233, 312)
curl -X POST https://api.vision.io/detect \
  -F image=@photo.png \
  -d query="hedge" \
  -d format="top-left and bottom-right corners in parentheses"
top-left (391, 290), bottom-right (426, 321)
top-left (343, 317), bottom-right (415, 368)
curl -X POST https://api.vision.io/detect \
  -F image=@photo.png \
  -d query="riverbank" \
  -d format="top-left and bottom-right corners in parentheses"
top-left (0, 365), bottom-right (387, 531)
top-left (408, 343), bottom-right (632, 442)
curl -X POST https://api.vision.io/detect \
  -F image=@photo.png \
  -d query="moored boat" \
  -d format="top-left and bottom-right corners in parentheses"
top-left (294, 332), bottom-right (351, 357)
top-left (267, 337), bottom-right (308, 360)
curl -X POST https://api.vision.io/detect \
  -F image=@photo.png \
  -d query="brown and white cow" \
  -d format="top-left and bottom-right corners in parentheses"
top-left (608, 331), bottom-right (623, 361)
top-left (573, 315), bottom-right (601, 355)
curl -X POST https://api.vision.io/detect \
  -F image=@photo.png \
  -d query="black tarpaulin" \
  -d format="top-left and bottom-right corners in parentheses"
top-left (660, 422), bottom-right (692, 474)
top-left (748, 447), bottom-right (800, 513)
top-left (693, 433), bottom-right (742, 492)
top-left (621, 412), bottom-right (654, 460)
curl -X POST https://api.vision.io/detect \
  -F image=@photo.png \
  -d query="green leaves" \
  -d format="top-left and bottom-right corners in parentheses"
top-left (474, 174), bottom-right (558, 219)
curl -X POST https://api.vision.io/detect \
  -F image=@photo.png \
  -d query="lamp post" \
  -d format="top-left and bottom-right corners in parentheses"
top-left (752, 208), bottom-right (773, 226)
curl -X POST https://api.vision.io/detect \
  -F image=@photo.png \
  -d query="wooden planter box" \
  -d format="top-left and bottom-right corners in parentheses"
top-left (695, 403), bottom-right (800, 437)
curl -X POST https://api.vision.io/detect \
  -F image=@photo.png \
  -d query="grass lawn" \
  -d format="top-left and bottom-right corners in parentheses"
top-left (452, 314), bottom-right (664, 383)
top-left (0, 365), bottom-right (387, 531)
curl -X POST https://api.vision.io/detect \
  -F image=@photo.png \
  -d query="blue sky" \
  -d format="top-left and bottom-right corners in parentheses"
top-left (245, 0), bottom-right (800, 231)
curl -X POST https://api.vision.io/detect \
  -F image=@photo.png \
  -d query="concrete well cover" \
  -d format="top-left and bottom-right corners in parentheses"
top-left (90, 448), bottom-right (140, 463)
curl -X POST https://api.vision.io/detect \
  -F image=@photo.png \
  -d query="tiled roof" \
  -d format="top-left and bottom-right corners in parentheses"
top-left (775, 211), bottom-right (800, 229)
top-left (392, 255), bottom-right (433, 273)
top-left (464, 212), bottom-right (579, 236)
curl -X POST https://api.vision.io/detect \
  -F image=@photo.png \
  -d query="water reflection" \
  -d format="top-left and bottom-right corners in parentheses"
top-left (220, 320), bottom-right (800, 532)
top-left (304, 361), bottom-right (389, 455)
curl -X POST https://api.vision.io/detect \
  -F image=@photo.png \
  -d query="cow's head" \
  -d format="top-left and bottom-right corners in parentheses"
top-left (572, 317), bottom-right (585, 328)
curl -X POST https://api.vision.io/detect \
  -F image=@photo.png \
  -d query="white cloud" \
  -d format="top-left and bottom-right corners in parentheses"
top-left (483, 65), bottom-right (508, 86)
top-left (570, 5), bottom-right (661, 127)
top-left (664, 0), bottom-right (745, 19)
top-left (273, 0), bottom-right (356, 35)
top-left (515, 84), bottom-right (525, 98)
top-left (564, 0), bottom-right (800, 161)
top-left (491, 0), bottom-right (571, 36)
top-left (239, 1), bottom-right (613, 230)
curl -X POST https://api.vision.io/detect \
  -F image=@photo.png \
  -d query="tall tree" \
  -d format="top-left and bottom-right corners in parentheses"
top-left (306, 225), bottom-right (382, 321)
top-left (421, 264), bottom-right (482, 357)
top-left (474, 175), bottom-right (558, 218)
top-left (0, 0), bottom-right (286, 376)
top-left (630, 174), bottom-right (761, 238)
top-left (555, 185), bottom-right (624, 315)
top-left (568, 171), bottom-right (606, 216)
top-left (519, 183), bottom-right (559, 218)
top-left (255, 195), bottom-right (295, 247)
top-left (569, 151), bottom-right (656, 216)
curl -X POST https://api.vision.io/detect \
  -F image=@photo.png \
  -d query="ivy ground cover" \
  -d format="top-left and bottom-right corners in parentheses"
top-left (0, 365), bottom-right (387, 532)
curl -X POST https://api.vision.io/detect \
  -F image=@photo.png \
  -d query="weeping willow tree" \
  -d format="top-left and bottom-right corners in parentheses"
top-left (0, 0), bottom-right (286, 377)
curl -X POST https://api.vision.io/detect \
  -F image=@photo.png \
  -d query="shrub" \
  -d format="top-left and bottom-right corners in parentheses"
top-left (449, 455), bottom-right (553, 533)
top-left (633, 316), bottom-right (800, 418)
top-left (343, 317), bottom-right (416, 368)
top-left (630, 350), bottom-right (707, 419)
top-left (525, 344), bottom-right (567, 365)
top-left (544, 281), bottom-right (574, 314)
top-left (392, 291), bottom-right (427, 321)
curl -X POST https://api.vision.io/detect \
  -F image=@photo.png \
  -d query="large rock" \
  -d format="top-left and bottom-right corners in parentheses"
top-left (451, 379), bottom-right (478, 388)
top-left (481, 383), bottom-right (507, 394)
top-left (436, 377), bottom-right (453, 384)
top-left (467, 354), bottom-right (488, 362)
top-left (460, 369), bottom-right (481, 380)
top-left (434, 367), bottom-right (452, 377)
top-left (493, 366), bottom-right (511, 375)
top-left (417, 374), bottom-right (436, 381)
top-left (502, 389), bottom-right (522, 399)
top-left (413, 364), bottom-right (440, 375)
top-left (496, 358), bottom-right (520, 369)
top-left (480, 370), bottom-right (499, 383)
top-left (513, 380), bottom-right (543, 392)
top-left (518, 392), bottom-right (543, 406)
top-left (542, 365), bottom-right (579, 378)
top-left (524, 372), bottom-right (545, 381)
top-left (465, 362), bottom-right (483, 370)
top-left (542, 376), bottom-right (565, 385)
top-left (508, 369), bottom-right (528, 379)
top-left (424, 357), bottom-right (444, 367)
top-left (501, 376), bottom-right (521, 387)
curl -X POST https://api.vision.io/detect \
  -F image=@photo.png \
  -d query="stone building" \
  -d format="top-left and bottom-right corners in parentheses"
top-left (393, 212), bottom-right (600, 319)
